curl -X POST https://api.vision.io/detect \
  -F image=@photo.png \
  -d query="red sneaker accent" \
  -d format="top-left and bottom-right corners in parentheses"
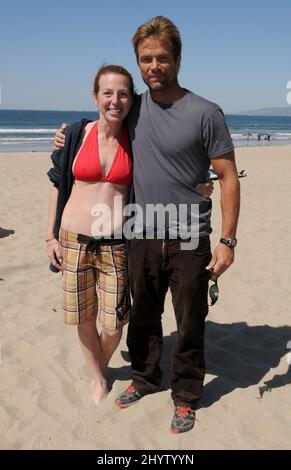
top-left (115, 384), bottom-right (143, 409)
top-left (170, 406), bottom-right (196, 434)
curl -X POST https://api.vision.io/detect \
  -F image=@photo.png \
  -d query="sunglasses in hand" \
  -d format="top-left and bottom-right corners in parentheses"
top-left (208, 279), bottom-right (219, 306)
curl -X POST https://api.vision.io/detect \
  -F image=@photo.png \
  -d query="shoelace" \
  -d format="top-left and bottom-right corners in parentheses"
top-left (176, 406), bottom-right (196, 419)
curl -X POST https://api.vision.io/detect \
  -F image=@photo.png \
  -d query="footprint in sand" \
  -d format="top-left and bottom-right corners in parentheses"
top-left (76, 423), bottom-right (106, 443)
top-left (31, 431), bottom-right (72, 450)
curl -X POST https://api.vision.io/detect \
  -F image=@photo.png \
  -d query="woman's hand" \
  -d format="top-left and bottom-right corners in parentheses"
top-left (196, 179), bottom-right (214, 198)
top-left (47, 239), bottom-right (63, 270)
top-left (54, 123), bottom-right (68, 149)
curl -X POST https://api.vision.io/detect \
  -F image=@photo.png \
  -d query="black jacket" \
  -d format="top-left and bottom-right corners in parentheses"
top-left (47, 119), bottom-right (92, 238)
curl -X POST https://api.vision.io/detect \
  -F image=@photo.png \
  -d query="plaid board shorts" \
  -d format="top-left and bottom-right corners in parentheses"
top-left (59, 228), bottom-right (131, 329)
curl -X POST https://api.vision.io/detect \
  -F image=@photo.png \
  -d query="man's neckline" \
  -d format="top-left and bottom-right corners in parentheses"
top-left (148, 88), bottom-right (190, 107)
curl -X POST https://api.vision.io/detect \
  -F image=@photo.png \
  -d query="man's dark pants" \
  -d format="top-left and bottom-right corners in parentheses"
top-left (127, 236), bottom-right (212, 407)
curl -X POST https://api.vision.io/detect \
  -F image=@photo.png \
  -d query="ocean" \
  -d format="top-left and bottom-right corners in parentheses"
top-left (1, 109), bottom-right (291, 152)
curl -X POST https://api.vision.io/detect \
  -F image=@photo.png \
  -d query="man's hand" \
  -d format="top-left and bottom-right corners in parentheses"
top-left (54, 123), bottom-right (69, 149)
top-left (196, 179), bottom-right (214, 198)
top-left (206, 150), bottom-right (240, 279)
top-left (206, 243), bottom-right (234, 279)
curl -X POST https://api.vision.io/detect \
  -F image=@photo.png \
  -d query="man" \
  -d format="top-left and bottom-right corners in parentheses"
top-left (55, 16), bottom-right (240, 434)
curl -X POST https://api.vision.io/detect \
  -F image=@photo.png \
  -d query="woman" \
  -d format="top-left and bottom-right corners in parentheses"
top-left (46, 65), bottom-right (133, 405)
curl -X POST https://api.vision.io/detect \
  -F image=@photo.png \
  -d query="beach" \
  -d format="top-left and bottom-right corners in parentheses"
top-left (0, 145), bottom-right (291, 450)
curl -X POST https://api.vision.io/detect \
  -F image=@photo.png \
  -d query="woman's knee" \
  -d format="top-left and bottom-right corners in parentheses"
top-left (77, 315), bottom-right (97, 332)
top-left (102, 326), bottom-right (123, 338)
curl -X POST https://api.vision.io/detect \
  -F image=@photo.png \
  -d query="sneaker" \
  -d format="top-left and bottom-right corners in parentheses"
top-left (115, 384), bottom-right (144, 409)
top-left (170, 405), bottom-right (196, 434)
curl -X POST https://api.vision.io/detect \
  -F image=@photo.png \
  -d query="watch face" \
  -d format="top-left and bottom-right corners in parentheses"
top-left (220, 238), bottom-right (237, 248)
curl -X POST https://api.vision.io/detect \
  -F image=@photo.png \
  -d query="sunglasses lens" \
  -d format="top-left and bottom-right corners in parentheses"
top-left (209, 283), bottom-right (219, 305)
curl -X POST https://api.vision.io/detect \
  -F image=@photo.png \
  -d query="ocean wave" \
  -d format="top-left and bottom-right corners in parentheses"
top-left (275, 133), bottom-right (291, 138)
top-left (0, 128), bottom-right (56, 134)
top-left (0, 137), bottom-right (53, 142)
top-left (231, 132), bottom-right (291, 140)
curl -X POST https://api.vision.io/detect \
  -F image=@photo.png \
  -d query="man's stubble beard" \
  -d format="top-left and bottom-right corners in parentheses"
top-left (143, 76), bottom-right (176, 93)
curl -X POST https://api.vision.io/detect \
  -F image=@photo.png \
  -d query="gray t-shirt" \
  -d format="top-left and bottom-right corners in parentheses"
top-left (126, 90), bottom-right (234, 237)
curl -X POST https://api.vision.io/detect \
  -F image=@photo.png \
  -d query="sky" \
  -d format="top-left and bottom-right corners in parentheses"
top-left (1, 0), bottom-right (291, 113)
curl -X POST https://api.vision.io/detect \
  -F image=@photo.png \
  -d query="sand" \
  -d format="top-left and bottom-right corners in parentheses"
top-left (0, 145), bottom-right (290, 450)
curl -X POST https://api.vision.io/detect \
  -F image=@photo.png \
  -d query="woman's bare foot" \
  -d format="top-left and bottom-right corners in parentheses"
top-left (89, 380), bottom-right (108, 406)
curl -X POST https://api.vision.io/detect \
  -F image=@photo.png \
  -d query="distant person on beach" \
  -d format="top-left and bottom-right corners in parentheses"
top-left (257, 133), bottom-right (261, 141)
top-left (54, 16), bottom-right (239, 434)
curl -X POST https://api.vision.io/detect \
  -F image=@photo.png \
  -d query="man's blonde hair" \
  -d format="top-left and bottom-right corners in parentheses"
top-left (132, 16), bottom-right (182, 62)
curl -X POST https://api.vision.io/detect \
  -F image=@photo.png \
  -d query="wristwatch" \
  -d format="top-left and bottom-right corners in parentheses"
top-left (220, 237), bottom-right (237, 249)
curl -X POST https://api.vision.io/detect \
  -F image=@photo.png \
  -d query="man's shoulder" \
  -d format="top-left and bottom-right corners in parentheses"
top-left (186, 91), bottom-right (222, 116)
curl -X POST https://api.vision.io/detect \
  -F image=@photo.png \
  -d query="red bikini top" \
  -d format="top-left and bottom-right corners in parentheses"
top-left (73, 121), bottom-right (132, 187)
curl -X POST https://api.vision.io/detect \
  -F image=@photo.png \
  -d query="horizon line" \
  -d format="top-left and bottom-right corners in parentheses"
top-left (0, 107), bottom-right (290, 117)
